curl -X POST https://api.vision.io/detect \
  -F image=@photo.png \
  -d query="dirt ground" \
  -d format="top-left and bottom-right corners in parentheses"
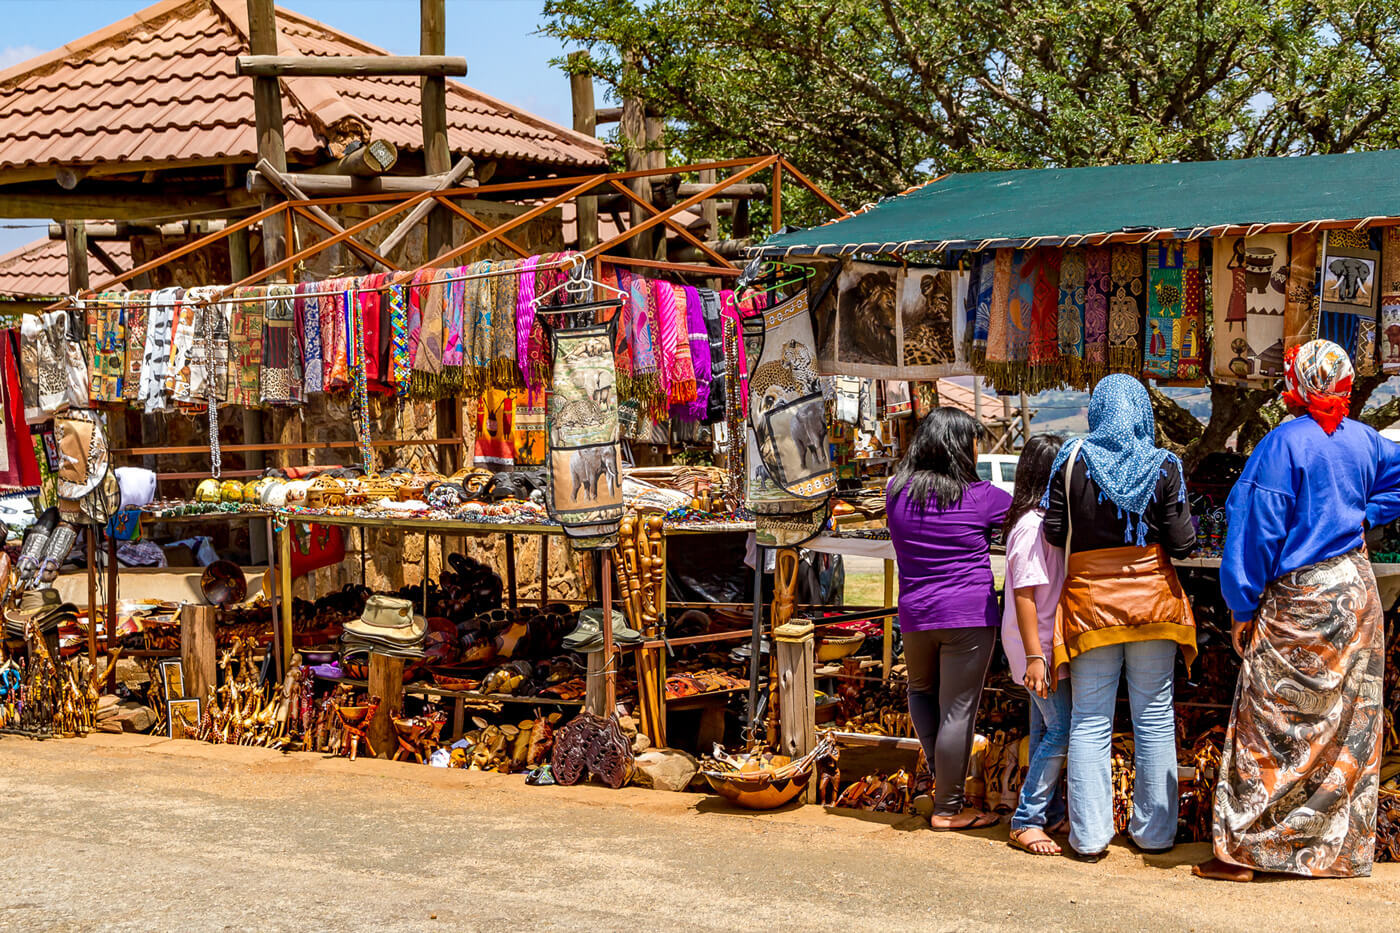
top-left (0, 734), bottom-right (1395, 932)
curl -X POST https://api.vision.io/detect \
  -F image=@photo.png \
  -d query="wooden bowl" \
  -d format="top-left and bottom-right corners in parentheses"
top-left (816, 632), bottom-right (865, 663)
top-left (337, 705), bottom-right (370, 726)
top-left (702, 768), bottom-right (815, 810)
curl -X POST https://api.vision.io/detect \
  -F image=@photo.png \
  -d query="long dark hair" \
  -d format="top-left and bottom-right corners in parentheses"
top-left (889, 407), bottom-right (983, 511)
top-left (1003, 433), bottom-right (1065, 536)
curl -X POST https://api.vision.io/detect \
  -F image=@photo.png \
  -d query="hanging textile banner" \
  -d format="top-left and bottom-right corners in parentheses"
top-left (1283, 233), bottom-right (1320, 357)
top-left (1245, 234), bottom-right (1289, 377)
top-left (1319, 230), bottom-right (1381, 375)
top-left (1143, 243), bottom-right (1185, 380)
top-left (895, 267), bottom-right (971, 378)
top-left (746, 290), bottom-right (833, 548)
top-left (821, 260), bottom-right (899, 377)
top-left (1083, 246), bottom-right (1111, 385)
top-left (1212, 236), bottom-right (1254, 380)
top-left (1177, 241), bottom-right (1206, 380)
top-left (1026, 247), bottom-right (1061, 392)
top-left (1056, 248), bottom-right (1086, 388)
top-left (546, 322), bottom-right (622, 550)
top-left (1108, 245), bottom-right (1145, 375)
top-left (1378, 229), bottom-right (1400, 373)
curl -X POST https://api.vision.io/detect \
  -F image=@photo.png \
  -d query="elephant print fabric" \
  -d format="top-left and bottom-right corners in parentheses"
top-left (746, 291), bottom-right (835, 548)
top-left (546, 323), bottom-right (622, 549)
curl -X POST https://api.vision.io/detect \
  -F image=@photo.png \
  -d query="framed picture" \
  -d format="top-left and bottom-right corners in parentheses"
top-left (1321, 238), bottom-right (1380, 315)
top-left (167, 698), bottom-right (200, 739)
top-left (159, 659), bottom-right (184, 700)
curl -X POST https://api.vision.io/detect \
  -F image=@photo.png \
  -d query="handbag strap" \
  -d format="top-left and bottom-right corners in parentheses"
top-left (1061, 439), bottom-right (1085, 566)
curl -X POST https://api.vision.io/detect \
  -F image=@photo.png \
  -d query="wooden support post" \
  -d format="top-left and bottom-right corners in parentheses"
top-left (882, 559), bottom-right (895, 683)
top-left (504, 534), bottom-right (518, 610)
top-left (180, 605), bottom-right (218, 704)
top-left (771, 161), bottom-right (783, 233)
top-left (746, 547), bottom-right (765, 737)
top-left (64, 221), bottom-right (88, 328)
top-left (278, 524), bottom-right (294, 673)
top-left (421, 0), bottom-right (450, 260)
top-left (620, 52), bottom-right (649, 260)
top-left (1019, 390), bottom-right (1031, 448)
top-left (105, 531), bottom-right (119, 692)
top-left (85, 531), bottom-right (97, 672)
top-left (246, 0), bottom-right (287, 279)
top-left (775, 622), bottom-right (816, 802)
top-left (368, 651), bottom-right (405, 759)
top-left (645, 115), bottom-right (667, 261)
top-left (265, 517), bottom-right (282, 678)
top-left (733, 198), bottom-right (751, 238)
top-left (601, 549), bottom-right (616, 713)
top-left (585, 650), bottom-right (607, 717)
top-left (569, 52), bottom-right (599, 252)
top-left (537, 538), bottom-right (549, 608)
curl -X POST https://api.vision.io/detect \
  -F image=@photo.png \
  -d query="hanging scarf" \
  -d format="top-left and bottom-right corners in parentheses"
top-left (121, 291), bottom-right (150, 402)
top-left (169, 286), bottom-right (206, 404)
top-left (322, 278), bottom-right (350, 390)
top-left (1057, 248), bottom-right (1087, 388)
top-left (622, 271), bottom-right (662, 402)
top-left (232, 285), bottom-right (264, 408)
top-left (1042, 373), bottom-right (1183, 546)
top-left (87, 291), bottom-right (126, 403)
top-left (350, 282), bottom-right (374, 472)
top-left (208, 292), bottom-right (233, 406)
top-left (295, 282), bottom-right (323, 396)
top-left (387, 276), bottom-right (411, 398)
top-left (1027, 248), bottom-right (1061, 392)
top-left (21, 309), bottom-right (87, 423)
top-left (984, 250), bottom-right (1012, 390)
top-left (1285, 233), bottom-right (1321, 358)
top-left (1142, 243), bottom-right (1185, 381)
top-left (680, 285), bottom-right (711, 421)
top-left (515, 255), bottom-right (541, 385)
top-left (357, 273), bottom-right (387, 394)
top-left (412, 269), bottom-right (448, 397)
top-left (719, 289), bottom-right (749, 419)
top-left (971, 252), bottom-right (995, 367)
top-left (653, 280), bottom-right (687, 402)
top-left (492, 261), bottom-right (524, 389)
top-left (1083, 247), bottom-right (1111, 384)
top-left (464, 260), bottom-right (492, 389)
top-left (667, 282), bottom-right (697, 406)
top-left (261, 283), bottom-right (300, 405)
top-left (0, 333), bottom-right (41, 493)
top-left (141, 287), bottom-right (179, 413)
top-left (1108, 245), bottom-right (1146, 374)
top-left (599, 263), bottom-right (635, 400)
top-left (443, 266), bottom-right (466, 382)
top-left (1282, 338), bottom-right (1353, 435)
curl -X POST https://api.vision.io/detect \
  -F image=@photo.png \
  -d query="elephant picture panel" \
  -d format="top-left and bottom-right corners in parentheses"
top-left (759, 393), bottom-right (835, 498)
top-left (1321, 238), bottom-right (1380, 316)
top-left (549, 443), bottom-right (622, 515)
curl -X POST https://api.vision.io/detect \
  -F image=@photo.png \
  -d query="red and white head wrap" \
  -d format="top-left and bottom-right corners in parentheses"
top-left (1282, 339), bottom-right (1353, 435)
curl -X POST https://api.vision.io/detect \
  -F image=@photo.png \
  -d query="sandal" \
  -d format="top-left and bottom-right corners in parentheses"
top-left (928, 810), bottom-right (999, 831)
top-left (1008, 827), bottom-right (1062, 856)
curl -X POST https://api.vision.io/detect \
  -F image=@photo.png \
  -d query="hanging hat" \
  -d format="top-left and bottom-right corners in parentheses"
top-left (3, 589), bottom-right (79, 638)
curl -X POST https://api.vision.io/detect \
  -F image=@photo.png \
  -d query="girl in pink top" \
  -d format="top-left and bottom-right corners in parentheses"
top-left (1001, 435), bottom-right (1070, 856)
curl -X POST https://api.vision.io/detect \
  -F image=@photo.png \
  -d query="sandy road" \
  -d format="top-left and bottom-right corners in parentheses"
top-left (0, 733), bottom-right (1392, 932)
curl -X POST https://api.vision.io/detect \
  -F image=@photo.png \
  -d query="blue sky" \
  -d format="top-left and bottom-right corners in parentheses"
top-left (0, 0), bottom-right (583, 255)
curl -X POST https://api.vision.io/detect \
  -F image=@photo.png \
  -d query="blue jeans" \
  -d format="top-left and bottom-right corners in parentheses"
top-left (1012, 682), bottom-right (1072, 831)
top-left (1067, 639), bottom-right (1179, 854)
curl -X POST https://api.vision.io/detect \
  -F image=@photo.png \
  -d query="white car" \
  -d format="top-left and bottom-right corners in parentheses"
top-left (976, 455), bottom-right (1019, 494)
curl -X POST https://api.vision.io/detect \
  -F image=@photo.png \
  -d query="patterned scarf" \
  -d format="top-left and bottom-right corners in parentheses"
top-left (261, 283), bottom-right (300, 405)
top-left (169, 286), bottom-right (207, 404)
top-left (599, 263), bottom-right (635, 400)
top-left (388, 276), bottom-right (411, 397)
top-left (676, 285), bottom-right (710, 421)
top-left (1056, 249), bottom-right (1087, 388)
top-left (121, 291), bottom-right (150, 402)
top-left (971, 252), bottom-right (995, 367)
top-left (1282, 338), bottom-right (1353, 434)
top-left (464, 260), bottom-right (492, 389)
top-left (1083, 246), bottom-right (1111, 384)
top-left (493, 261), bottom-right (524, 389)
top-left (87, 291), bottom-right (126, 402)
top-left (140, 287), bottom-right (179, 413)
top-left (1108, 245), bottom-right (1146, 374)
top-left (232, 286), bottom-right (264, 408)
top-left (985, 249), bottom-right (1012, 383)
top-left (443, 267), bottom-right (466, 383)
top-left (321, 278), bottom-right (349, 390)
top-left (515, 255), bottom-right (541, 385)
top-left (1026, 248), bottom-right (1061, 392)
top-left (653, 281), bottom-right (684, 401)
top-left (295, 282), bottom-right (323, 396)
top-left (412, 269), bottom-right (448, 397)
top-left (1142, 243), bottom-right (1185, 380)
top-left (669, 283), bottom-right (698, 406)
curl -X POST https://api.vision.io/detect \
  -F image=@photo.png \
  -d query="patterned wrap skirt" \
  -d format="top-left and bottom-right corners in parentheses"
top-left (1212, 546), bottom-right (1383, 877)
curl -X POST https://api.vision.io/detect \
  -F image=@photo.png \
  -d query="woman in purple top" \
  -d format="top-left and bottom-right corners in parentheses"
top-left (887, 407), bottom-right (1011, 830)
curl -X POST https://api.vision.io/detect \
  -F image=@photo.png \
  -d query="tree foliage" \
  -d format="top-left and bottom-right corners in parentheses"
top-left (543, 0), bottom-right (1400, 450)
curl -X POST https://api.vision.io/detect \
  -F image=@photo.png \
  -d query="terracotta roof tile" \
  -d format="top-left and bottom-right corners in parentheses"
top-left (0, 0), bottom-right (605, 173)
top-left (0, 237), bottom-right (132, 300)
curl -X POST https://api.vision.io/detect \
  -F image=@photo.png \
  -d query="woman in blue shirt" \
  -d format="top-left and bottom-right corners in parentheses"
top-left (1198, 340), bottom-right (1400, 881)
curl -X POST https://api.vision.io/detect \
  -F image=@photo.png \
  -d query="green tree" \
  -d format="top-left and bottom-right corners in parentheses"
top-left (545, 0), bottom-right (1400, 462)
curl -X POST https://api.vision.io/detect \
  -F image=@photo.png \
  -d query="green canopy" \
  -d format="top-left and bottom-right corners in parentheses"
top-left (755, 150), bottom-right (1400, 257)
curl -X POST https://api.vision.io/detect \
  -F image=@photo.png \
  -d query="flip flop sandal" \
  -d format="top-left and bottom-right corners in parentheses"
top-left (929, 812), bottom-right (1000, 832)
top-left (1008, 828), bottom-right (1062, 856)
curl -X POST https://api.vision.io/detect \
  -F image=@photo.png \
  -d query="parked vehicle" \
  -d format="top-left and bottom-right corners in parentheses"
top-left (976, 454), bottom-right (1019, 494)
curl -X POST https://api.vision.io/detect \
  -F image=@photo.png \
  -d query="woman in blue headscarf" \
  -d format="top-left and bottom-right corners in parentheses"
top-left (1042, 374), bottom-right (1197, 860)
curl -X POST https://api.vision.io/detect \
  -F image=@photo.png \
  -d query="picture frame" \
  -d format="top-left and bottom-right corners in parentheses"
top-left (167, 698), bottom-right (200, 739)
top-left (1321, 237), bottom-right (1380, 316)
top-left (159, 659), bottom-right (185, 700)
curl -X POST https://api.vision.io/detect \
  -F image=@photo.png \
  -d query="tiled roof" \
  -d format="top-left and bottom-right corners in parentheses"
top-left (936, 378), bottom-right (1003, 427)
top-left (0, 237), bottom-right (131, 300)
top-left (0, 0), bottom-right (606, 174)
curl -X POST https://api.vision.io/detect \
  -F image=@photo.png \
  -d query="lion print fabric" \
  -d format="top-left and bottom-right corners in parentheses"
top-left (1212, 546), bottom-right (1383, 878)
top-left (546, 323), bottom-right (622, 549)
top-left (747, 291), bottom-right (834, 547)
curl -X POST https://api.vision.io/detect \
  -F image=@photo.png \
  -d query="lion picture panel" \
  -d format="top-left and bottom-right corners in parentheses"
top-left (831, 260), bottom-right (900, 376)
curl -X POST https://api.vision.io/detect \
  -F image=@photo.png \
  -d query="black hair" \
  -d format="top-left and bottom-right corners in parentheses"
top-left (1003, 433), bottom-right (1065, 536)
top-left (888, 406), bottom-right (984, 511)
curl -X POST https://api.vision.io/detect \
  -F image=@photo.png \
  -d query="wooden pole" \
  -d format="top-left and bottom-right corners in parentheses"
top-left (247, 169), bottom-right (473, 198)
top-left (63, 221), bottom-right (88, 295)
top-left (420, 0), bottom-right (450, 261)
top-left (180, 605), bottom-right (218, 704)
top-left (246, 0), bottom-right (288, 280)
top-left (775, 623), bottom-right (816, 801)
top-left (620, 51), bottom-right (648, 260)
top-left (569, 51), bottom-right (599, 252)
top-left (601, 550), bottom-right (616, 713)
top-left (85, 531), bottom-right (97, 673)
top-left (367, 651), bottom-right (405, 759)
top-left (278, 525), bottom-right (294, 673)
top-left (771, 161), bottom-right (783, 233)
top-left (105, 531), bottom-right (118, 692)
top-left (882, 560), bottom-right (895, 683)
top-left (306, 140), bottom-right (399, 176)
top-left (645, 114), bottom-right (666, 261)
top-left (1019, 390), bottom-right (1032, 448)
top-left (237, 54), bottom-right (467, 77)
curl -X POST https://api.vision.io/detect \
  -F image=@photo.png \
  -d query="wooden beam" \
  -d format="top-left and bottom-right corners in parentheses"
top-left (676, 181), bottom-right (767, 199)
top-left (594, 106), bottom-right (622, 124)
top-left (421, 0), bottom-right (451, 261)
top-left (698, 169), bottom-right (718, 241)
top-left (86, 240), bottom-right (124, 278)
top-left (305, 140), bottom-right (398, 176)
top-left (48, 220), bottom-right (229, 240)
top-left (374, 156), bottom-right (476, 260)
top-left (54, 165), bottom-right (90, 191)
top-left (255, 158), bottom-right (396, 271)
top-left (0, 189), bottom-right (238, 220)
top-left (246, 0), bottom-right (288, 283)
top-left (236, 54), bottom-right (467, 77)
top-left (569, 51), bottom-right (599, 252)
top-left (435, 198), bottom-right (531, 259)
top-left (247, 169), bottom-right (475, 197)
top-left (63, 221), bottom-right (88, 298)
top-left (621, 53), bottom-right (648, 259)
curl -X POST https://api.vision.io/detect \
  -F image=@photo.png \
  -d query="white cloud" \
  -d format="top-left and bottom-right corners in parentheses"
top-left (0, 45), bottom-right (42, 71)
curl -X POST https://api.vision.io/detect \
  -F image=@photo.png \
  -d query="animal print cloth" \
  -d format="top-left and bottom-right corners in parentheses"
top-left (1213, 546), bottom-right (1383, 878)
top-left (546, 322), bottom-right (622, 550)
top-left (746, 291), bottom-right (834, 547)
